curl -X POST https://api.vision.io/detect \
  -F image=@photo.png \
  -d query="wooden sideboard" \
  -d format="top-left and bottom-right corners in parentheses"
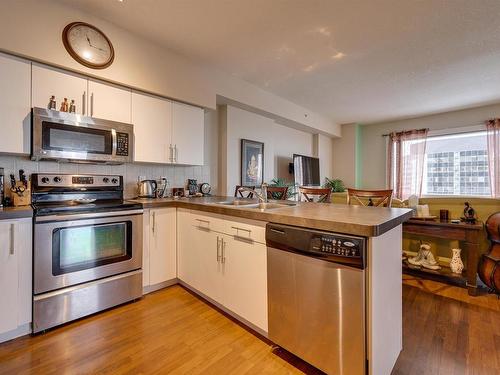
top-left (403, 219), bottom-right (483, 296)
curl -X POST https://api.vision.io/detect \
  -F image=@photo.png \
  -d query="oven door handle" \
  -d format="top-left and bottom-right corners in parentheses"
top-left (35, 209), bottom-right (144, 223)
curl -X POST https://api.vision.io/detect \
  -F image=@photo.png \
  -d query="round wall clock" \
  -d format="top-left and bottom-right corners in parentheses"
top-left (62, 22), bottom-right (115, 69)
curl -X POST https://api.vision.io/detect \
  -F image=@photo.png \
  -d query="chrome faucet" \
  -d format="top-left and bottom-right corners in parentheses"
top-left (238, 183), bottom-right (268, 203)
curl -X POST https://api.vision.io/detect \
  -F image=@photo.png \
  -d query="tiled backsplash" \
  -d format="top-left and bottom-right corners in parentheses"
top-left (0, 155), bottom-right (212, 199)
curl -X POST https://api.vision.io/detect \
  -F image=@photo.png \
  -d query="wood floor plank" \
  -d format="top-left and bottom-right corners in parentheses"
top-left (0, 283), bottom-right (499, 375)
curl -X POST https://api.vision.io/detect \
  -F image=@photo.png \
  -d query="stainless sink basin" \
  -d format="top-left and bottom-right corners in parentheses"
top-left (214, 200), bottom-right (296, 210)
top-left (215, 200), bottom-right (257, 206)
top-left (246, 202), bottom-right (297, 210)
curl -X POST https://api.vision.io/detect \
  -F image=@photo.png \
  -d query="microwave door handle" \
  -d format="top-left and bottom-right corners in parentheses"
top-left (112, 129), bottom-right (117, 156)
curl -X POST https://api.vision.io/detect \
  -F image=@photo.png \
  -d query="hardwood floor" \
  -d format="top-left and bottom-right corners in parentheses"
top-left (0, 283), bottom-right (499, 375)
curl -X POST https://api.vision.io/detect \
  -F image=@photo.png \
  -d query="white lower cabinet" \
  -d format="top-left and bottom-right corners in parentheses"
top-left (143, 208), bottom-right (177, 292)
top-left (0, 218), bottom-right (32, 342)
top-left (177, 209), bottom-right (268, 332)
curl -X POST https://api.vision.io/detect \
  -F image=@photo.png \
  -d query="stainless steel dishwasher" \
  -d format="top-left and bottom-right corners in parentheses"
top-left (266, 223), bottom-right (366, 375)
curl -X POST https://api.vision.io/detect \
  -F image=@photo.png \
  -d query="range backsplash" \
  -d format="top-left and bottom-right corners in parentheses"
top-left (0, 155), bottom-right (212, 199)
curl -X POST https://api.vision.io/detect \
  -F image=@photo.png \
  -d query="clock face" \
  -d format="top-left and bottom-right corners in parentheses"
top-left (63, 22), bottom-right (114, 69)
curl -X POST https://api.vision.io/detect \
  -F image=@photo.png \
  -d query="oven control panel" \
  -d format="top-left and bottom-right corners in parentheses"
top-left (34, 174), bottom-right (122, 188)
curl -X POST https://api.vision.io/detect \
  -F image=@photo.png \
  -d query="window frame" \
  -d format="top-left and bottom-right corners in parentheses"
top-left (420, 125), bottom-right (491, 199)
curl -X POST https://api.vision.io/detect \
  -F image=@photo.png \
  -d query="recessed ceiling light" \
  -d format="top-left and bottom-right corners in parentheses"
top-left (332, 52), bottom-right (345, 60)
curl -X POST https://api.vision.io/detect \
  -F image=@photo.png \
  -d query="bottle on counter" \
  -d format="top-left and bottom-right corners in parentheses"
top-left (48, 95), bottom-right (56, 110)
top-left (60, 98), bottom-right (69, 112)
top-left (69, 99), bottom-right (76, 113)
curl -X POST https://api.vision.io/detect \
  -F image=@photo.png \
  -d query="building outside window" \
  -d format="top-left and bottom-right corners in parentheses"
top-left (421, 131), bottom-right (490, 196)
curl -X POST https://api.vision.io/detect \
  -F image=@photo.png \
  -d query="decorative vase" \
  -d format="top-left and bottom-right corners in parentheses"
top-left (449, 248), bottom-right (464, 274)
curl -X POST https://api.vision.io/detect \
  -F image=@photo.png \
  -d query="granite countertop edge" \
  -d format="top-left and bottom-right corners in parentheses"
top-left (130, 196), bottom-right (414, 237)
top-left (0, 206), bottom-right (33, 220)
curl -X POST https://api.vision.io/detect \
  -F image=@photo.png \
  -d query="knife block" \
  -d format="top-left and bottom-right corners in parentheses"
top-left (11, 181), bottom-right (31, 207)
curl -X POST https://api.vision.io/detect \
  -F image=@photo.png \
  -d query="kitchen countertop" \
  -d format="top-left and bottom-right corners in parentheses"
top-left (129, 196), bottom-right (413, 237)
top-left (0, 206), bottom-right (33, 220)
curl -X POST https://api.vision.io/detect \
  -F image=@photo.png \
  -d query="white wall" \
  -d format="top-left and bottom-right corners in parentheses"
top-left (219, 105), bottom-right (317, 195)
top-left (332, 123), bottom-right (359, 188)
top-left (315, 134), bottom-right (334, 184)
top-left (0, 0), bottom-right (339, 137)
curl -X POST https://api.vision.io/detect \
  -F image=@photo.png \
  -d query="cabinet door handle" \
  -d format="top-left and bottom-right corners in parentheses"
top-left (221, 239), bottom-right (226, 264)
top-left (9, 223), bottom-right (14, 255)
top-left (174, 144), bottom-right (178, 163)
top-left (216, 236), bottom-right (221, 262)
top-left (152, 212), bottom-right (156, 234)
top-left (82, 91), bottom-right (86, 115)
top-left (90, 92), bottom-right (94, 116)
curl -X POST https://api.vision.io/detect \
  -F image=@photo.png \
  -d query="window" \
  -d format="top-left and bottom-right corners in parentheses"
top-left (422, 131), bottom-right (490, 196)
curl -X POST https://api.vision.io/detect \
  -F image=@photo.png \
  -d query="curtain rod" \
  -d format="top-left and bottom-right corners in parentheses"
top-left (381, 119), bottom-right (491, 137)
top-left (381, 128), bottom-right (429, 137)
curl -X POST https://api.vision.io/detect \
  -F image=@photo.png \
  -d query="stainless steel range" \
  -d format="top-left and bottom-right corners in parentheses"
top-left (32, 173), bottom-right (143, 333)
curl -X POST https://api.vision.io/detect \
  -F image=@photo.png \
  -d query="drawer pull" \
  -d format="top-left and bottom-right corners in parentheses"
top-left (196, 219), bottom-right (210, 224)
top-left (231, 226), bottom-right (251, 235)
top-left (9, 224), bottom-right (14, 255)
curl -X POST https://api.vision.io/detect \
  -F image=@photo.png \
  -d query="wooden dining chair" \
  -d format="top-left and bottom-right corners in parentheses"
top-left (299, 187), bottom-right (332, 203)
top-left (347, 188), bottom-right (393, 207)
top-left (266, 186), bottom-right (289, 200)
top-left (234, 185), bottom-right (255, 198)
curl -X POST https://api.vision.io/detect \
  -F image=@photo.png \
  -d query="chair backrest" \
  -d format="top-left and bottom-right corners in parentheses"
top-left (299, 187), bottom-right (332, 203)
top-left (347, 188), bottom-right (393, 207)
top-left (234, 185), bottom-right (255, 198)
top-left (266, 186), bottom-right (289, 200)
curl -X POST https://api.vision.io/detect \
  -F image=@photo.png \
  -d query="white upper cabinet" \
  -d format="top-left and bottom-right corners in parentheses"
top-left (172, 102), bottom-right (204, 165)
top-left (88, 80), bottom-right (131, 123)
top-left (0, 53), bottom-right (31, 154)
top-left (32, 63), bottom-right (88, 115)
top-left (131, 92), bottom-right (173, 163)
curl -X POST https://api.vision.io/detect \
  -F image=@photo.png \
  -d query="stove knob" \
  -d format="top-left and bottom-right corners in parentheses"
top-left (103, 177), bottom-right (109, 183)
top-left (53, 176), bottom-right (61, 183)
top-left (111, 178), bottom-right (118, 184)
top-left (41, 177), bottom-right (49, 184)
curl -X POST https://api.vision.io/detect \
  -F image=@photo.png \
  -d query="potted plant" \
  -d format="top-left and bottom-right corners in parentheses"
top-left (324, 178), bottom-right (345, 193)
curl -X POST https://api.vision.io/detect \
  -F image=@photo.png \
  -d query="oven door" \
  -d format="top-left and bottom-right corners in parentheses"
top-left (34, 210), bottom-right (143, 294)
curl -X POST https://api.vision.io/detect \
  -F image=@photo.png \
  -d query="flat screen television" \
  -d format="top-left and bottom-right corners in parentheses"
top-left (293, 154), bottom-right (320, 186)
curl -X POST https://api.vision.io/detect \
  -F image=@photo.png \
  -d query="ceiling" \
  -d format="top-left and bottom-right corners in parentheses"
top-left (59, 0), bottom-right (500, 125)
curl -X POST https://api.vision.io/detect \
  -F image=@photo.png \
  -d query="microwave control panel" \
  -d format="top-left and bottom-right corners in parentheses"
top-left (116, 132), bottom-right (129, 156)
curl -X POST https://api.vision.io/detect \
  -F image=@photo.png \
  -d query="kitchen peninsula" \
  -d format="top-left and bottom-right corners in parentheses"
top-left (132, 196), bottom-right (413, 375)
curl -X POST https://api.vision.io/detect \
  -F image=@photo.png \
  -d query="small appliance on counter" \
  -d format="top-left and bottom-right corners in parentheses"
top-left (187, 179), bottom-right (198, 196)
top-left (137, 179), bottom-right (157, 198)
top-left (199, 182), bottom-right (211, 196)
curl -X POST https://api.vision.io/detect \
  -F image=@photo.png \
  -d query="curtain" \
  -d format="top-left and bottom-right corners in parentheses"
top-left (486, 119), bottom-right (500, 198)
top-left (387, 128), bottom-right (428, 200)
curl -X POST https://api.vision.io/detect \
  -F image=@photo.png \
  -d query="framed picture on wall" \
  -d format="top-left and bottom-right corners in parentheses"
top-left (241, 139), bottom-right (264, 186)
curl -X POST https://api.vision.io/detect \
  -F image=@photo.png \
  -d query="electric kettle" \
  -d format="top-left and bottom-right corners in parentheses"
top-left (137, 179), bottom-right (157, 198)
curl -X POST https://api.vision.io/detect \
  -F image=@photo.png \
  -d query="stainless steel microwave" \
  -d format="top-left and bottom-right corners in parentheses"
top-left (31, 107), bottom-right (134, 164)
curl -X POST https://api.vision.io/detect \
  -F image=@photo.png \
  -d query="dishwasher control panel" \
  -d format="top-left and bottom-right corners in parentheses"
top-left (312, 235), bottom-right (363, 258)
top-left (266, 223), bottom-right (366, 269)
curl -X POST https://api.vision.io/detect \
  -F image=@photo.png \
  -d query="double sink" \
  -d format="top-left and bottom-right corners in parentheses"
top-left (213, 200), bottom-right (297, 211)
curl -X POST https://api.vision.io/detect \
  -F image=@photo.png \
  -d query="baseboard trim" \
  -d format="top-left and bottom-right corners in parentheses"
top-left (0, 323), bottom-right (31, 344)
top-left (143, 278), bottom-right (178, 294)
